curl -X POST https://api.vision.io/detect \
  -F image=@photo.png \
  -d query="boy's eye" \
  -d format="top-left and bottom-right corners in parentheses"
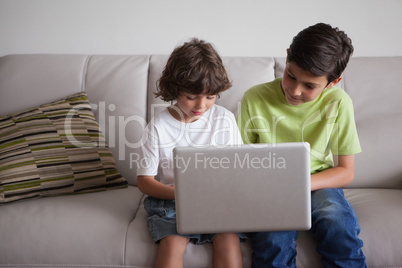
top-left (287, 73), bottom-right (296, 80)
top-left (185, 95), bottom-right (216, 100)
top-left (305, 84), bottom-right (316, 90)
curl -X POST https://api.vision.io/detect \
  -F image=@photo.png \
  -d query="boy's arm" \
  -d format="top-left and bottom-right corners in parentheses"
top-left (310, 155), bottom-right (355, 191)
top-left (137, 176), bottom-right (175, 200)
top-left (237, 97), bottom-right (258, 144)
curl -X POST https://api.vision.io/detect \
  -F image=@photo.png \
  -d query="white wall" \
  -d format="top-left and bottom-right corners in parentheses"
top-left (0, 0), bottom-right (401, 57)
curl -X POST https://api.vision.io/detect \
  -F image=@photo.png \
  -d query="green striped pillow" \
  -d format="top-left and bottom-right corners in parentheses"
top-left (0, 92), bottom-right (127, 204)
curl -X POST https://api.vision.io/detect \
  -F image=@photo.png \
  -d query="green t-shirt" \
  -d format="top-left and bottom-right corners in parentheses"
top-left (237, 78), bottom-right (361, 174)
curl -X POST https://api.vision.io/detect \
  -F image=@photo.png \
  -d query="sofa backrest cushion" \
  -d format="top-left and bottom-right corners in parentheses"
top-left (83, 55), bottom-right (149, 186)
top-left (0, 55), bottom-right (88, 115)
top-left (342, 57), bottom-right (402, 189)
top-left (217, 57), bottom-right (276, 116)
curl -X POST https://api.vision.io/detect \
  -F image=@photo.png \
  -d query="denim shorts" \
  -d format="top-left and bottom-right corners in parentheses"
top-left (144, 196), bottom-right (248, 245)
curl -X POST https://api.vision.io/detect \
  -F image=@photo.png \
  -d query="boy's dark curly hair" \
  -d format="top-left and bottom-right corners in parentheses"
top-left (287, 23), bottom-right (354, 84)
top-left (155, 38), bottom-right (232, 101)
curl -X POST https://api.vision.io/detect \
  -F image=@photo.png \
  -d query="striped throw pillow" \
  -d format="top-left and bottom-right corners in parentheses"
top-left (0, 92), bottom-right (127, 204)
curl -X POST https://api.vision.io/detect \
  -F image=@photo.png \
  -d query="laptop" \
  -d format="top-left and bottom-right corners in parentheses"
top-left (173, 142), bottom-right (311, 234)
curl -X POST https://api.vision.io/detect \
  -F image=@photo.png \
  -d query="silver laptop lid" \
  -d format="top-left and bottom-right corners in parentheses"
top-left (173, 142), bottom-right (311, 234)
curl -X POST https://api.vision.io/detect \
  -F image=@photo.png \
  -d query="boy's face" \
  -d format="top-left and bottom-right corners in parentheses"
top-left (281, 61), bottom-right (340, 106)
top-left (171, 92), bottom-right (217, 123)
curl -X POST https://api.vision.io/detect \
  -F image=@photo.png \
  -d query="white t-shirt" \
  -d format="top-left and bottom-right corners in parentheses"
top-left (137, 104), bottom-right (242, 185)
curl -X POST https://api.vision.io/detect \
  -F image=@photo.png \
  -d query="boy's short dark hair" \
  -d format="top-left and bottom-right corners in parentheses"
top-left (287, 23), bottom-right (354, 83)
top-left (155, 38), bottom-right (232, 102)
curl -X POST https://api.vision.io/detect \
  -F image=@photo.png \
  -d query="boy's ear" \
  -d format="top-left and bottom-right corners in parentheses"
top-left (327, 77), bottom-right (342, 89)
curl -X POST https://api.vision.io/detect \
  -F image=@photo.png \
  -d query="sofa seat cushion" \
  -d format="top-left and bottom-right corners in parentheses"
top-left (293, 188), bottom-right (402, 268)
top-left (126, 189), bottom-right (402, 268)
top-left (0, 186), bottom-right (143, 266)
top-left (296, 188), bottom-right (402, 268)
top-left (0, 92), bottom-right (127, 204)
top-left (344, 188), bottom-right (402, 267)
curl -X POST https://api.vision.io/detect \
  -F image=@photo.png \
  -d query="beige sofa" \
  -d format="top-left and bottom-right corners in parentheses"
top-left (0, 54), bottom-right (402, 268)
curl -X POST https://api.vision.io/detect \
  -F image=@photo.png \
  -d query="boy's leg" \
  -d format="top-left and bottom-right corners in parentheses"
top-left (251, 231), bottom-right (298, 268)
top-left (213, 233), bottom-right (243, 268)
top-left (154, 235), bottom-right (189, 268)
top-left (311, 188), bottom-right (366, 268)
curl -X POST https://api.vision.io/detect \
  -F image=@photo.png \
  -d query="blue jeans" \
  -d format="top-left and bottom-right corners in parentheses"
top-left (144, 196), bottom-right (248, 245)
top-left (251, 188), bottom-right (366, 268)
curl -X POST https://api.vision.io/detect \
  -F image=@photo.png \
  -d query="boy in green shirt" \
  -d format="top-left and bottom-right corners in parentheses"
top-left (237, 23), bottom-right (366, 267)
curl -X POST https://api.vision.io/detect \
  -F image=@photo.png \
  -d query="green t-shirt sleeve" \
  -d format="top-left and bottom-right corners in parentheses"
top-left (237, 83), bottom-right (277, 145)
top-left (330, 93), bottom-right (362, 155)
top-left (237, 93), bottom-right (256, 144)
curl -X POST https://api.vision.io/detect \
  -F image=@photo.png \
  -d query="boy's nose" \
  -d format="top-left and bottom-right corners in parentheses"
top-left (195, 98), bottom-right (206, 109)
top-left (291, 86), bottom-right (302, 97)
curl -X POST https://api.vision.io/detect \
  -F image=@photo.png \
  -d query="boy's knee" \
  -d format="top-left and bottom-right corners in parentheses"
top-left (159, 235), bottom-right (189, 253)
top-left (313, 206), bottom-right (359, 239)
top-left (214, 233), bottom-right (240, 244)
top-left (213, 233), bottom-right (241, 252)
